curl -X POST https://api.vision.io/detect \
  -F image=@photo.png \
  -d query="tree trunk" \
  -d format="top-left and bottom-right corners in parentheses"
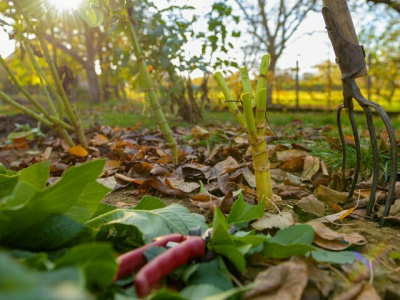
top-left (84, 27), bottom-right (102, 103)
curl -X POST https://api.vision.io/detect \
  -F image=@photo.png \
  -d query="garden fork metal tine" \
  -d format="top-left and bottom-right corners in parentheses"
top-left (347, 108), bottom-right (361, 200)
top-left (337, 104), bottom-right (347, 187)
top-left (363, 103), bottom-right (397, 226)
top-left (360, 104), bottom-right (380, 216)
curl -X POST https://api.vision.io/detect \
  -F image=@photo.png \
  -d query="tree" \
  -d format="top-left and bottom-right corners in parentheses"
top-left (235, 0), bottom-right (317, 106)
top-left (366, 0), bottom-right (400, 13)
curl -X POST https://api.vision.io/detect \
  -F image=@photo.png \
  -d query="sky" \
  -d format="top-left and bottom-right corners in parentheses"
top-left (0, 0), bottom-right (372, 76)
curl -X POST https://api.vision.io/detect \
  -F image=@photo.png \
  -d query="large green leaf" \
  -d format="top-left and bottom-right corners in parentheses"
top-left (19, 161), bottom-right (50, 190)
top-left (309, 249), bottom-right (357, 264)
top-left (134, 196), bottom-right (167, 210)
top-left (87, 203), bottom-right (208, 244)
top-left (180, 284), bottom-right (223, 299)
top-left (2, 214), bottom-right (86, 250)
top-left (55, 243), bottom-right (118, 289)
top-left (269, 224), bottom-right (314, 245)
top-left (0, 160), bottom-right (106, 245)
top-left (226, 193), bottom-right (265, 225)
top-left (0, 251), bottom-right (90, 300)
top-left (210, 209), bottom-right (246, 272)
top-left (262, 224), bottom-right (316, 258)
top-left (0, 173), bottom-right (18, 199)
top-left (66, 182), bottom-right (111, 223)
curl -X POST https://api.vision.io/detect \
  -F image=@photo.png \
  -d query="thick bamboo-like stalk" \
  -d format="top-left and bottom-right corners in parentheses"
top-left (0, 91), bottom-right (52, 127)
top-left (0, 56), bottom-right (49, 117)
top-left (23, 42), bottom-right (74, 132)
top-left (240, 67), bottom-right (255, 107)
top-left (125, 12), bottom-right (178, 165)
top-left (255, 55), bottom-right (270, 138)
top-left (240, 68), bottom-right (273, 208)
top-left (36, 30), bottom-right (88, 148)
top-left (214, 72), bottom-right (247, 129)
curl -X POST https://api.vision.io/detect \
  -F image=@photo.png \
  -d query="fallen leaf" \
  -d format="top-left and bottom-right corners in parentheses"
top-left (114, 173), bottom-right (143, 185)
top-left (219, 191), bottom-right (234, 214)
top-left (276, 149), bottom-right (309, 162)
top-left (295, 195), bottom-right (325, 217)
top-left (332, 282), bottom-right (380, 300)
top-left (212, 156), bottom-right (239, 177)
top-left (164, 178), bottom-right (200, 193)
top-left (337, 207), bottom-right (356, 220)
top-left (138, 178), bottom-right (188, 198)
top-left (280, 156), bottom-right (305, 172)
top-left (93, 134), bottom-right (109, 145)
top-left (244, 261), bottom-right (308, 300)
top-left (308, 221), bottom-right (367, 251)
top-left (41, 147), bottom-right (52, 161)
top-left (251, 212), bottom-right (295, 230)
top-left (104, 160), bottom-right (121, 170)
top-left (68, 145), bottom-right (88, 157)
top-left (191, 125), bottom-right (210, 139)
top-left (302, 155), bottom-right (320, 180)
top-left (97, 177), bottom-right (117, 190)
top-left (315, 185), bottom-right (348, 204)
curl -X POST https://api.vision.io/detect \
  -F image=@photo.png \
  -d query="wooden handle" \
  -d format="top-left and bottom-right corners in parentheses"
top-left (322, 0), bottom-right (367, 77)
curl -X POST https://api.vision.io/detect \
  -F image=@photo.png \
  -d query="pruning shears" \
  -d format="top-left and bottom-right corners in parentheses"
top-left (114, 228), bottom-right (214, 298)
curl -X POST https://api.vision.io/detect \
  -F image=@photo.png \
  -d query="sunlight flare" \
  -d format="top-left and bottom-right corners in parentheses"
top-left (47, 0), bottom-right (82, 12)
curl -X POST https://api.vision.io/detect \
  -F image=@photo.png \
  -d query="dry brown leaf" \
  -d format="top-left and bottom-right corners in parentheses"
top-left (332, 282), bottom-right (380, 300)
top-left (191, 125), bottom-right (210, 139)
top-left (280, 156), bottom-right (305, 172)
top-left (164, 178), bottom-right (200, 193)
top-left (295, 194), bottom-right (325, 217)
top-left (41, 147), bottom-right (52, 161)
top-left (219, 191), bottom-right (234, 214)
top-left (302, 155), bottom-right (320, 180)
top-left (315, 185), bottom-right (348, 204)
top-left (104, 160), bottom-right (121, 170)
top-left (308, 221), bottom-right (367, 251)
top-left (251, 212), bottom-right (295, 230)
top-left (234, 136), bottom-right (248, 145)
top-left (244, 261), bottom-right (308, 300)
top-left (114, 173), bottom-right (143, 185)
top-left (276, 149), bottom-right (309, 162)
top-left (138, 178), bottom-right (188, 198)
top-left (93, 134), bottom-right (109, 145)
top-left (68, 145), bottom-right (88, 157)
top-left (212, 156), bottom-right (239, 177)
top-left (150, 165), bottom-right (170, 176)
top-left (96, 177), bottom-right (117, 190)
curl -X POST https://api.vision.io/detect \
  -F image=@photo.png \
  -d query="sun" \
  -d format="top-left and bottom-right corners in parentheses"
top-left (47, 0), bottom-right (83, 12)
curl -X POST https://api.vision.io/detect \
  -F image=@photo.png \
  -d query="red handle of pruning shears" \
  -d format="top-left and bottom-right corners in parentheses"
top-left (115, 233), bottom-right (206, 298)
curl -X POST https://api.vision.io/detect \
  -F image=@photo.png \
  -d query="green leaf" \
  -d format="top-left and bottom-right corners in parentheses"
top-left (205, 283), bottom-right (257, 300)
top-left (226, 193), bottom-right (265, 225)
top-left (181, 284), bottom-right (223, 299)
top-left (66, 182), bottom-right (111, 223)
top-left (19, 161), bottom-right (50, 190)
top-left (0, 182), bottom-right (37, 211)
top-left (87, 204), bottom-right (208, 244)
top-left (143, 246), bottom-right (167, 262)
top-left (183, 259), bottom-right (233, 291)
top-left (269, 224), bottom-right (314, 245)
top-left (309, 249), bottom-right (357, 264)
top-left (390, 252), bottom-right (400, 260)
top-left (0, 251), bottom-right (89, 300)
top-left (91, 203), bottom-right (117, 218)
top-left (211, 209), bottom-right (245, 272)
top-left (56, 242), bottom-right (118, 289)
top-left (3, 214), bottom-right (85, 250)
top-left (262, 224), bottom-right (316, 258)
top-left (0, 173), bottom-right (18, 199)
top-left (134, 196), bottom-right (166, 210)
top-left (262, 242), bottom-right (316, 259)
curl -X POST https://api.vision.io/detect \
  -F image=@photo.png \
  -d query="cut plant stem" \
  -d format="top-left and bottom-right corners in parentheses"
top-left (36, 29), bottom-right (88, 148)
top-left (215, 62), bottom-right (274, 208)
top-left (214, 72), bottom-right (247, 129)
top-left (255, 55), bottom-right (270, 138)
top-left (125, 9), bottom-right (178, 165)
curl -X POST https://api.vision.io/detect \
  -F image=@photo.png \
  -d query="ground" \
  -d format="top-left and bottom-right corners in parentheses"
top-left (1, 106), bottom-right (399, 299)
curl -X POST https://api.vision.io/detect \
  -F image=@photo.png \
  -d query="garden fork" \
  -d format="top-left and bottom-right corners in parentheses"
top-left (322, 0), bottom-right (398, 226)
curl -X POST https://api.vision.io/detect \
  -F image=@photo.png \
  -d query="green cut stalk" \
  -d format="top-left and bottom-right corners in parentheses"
top-left (240, 69), bottom-right (273, 208)
top-left (23, 42), bottom-right (74, 133)
top-left (255, 55), bottom-right (270, 138)
top-left (125, 11), bottom-right (178, 165)
top-left (0, 91), bottom-right (53, 128)
top-left (214, 72), bottom-right (247, 129)
top-left (36, 30), bottom-right (88, 148)
top-left (215, 62), bottom-right (274, 209)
